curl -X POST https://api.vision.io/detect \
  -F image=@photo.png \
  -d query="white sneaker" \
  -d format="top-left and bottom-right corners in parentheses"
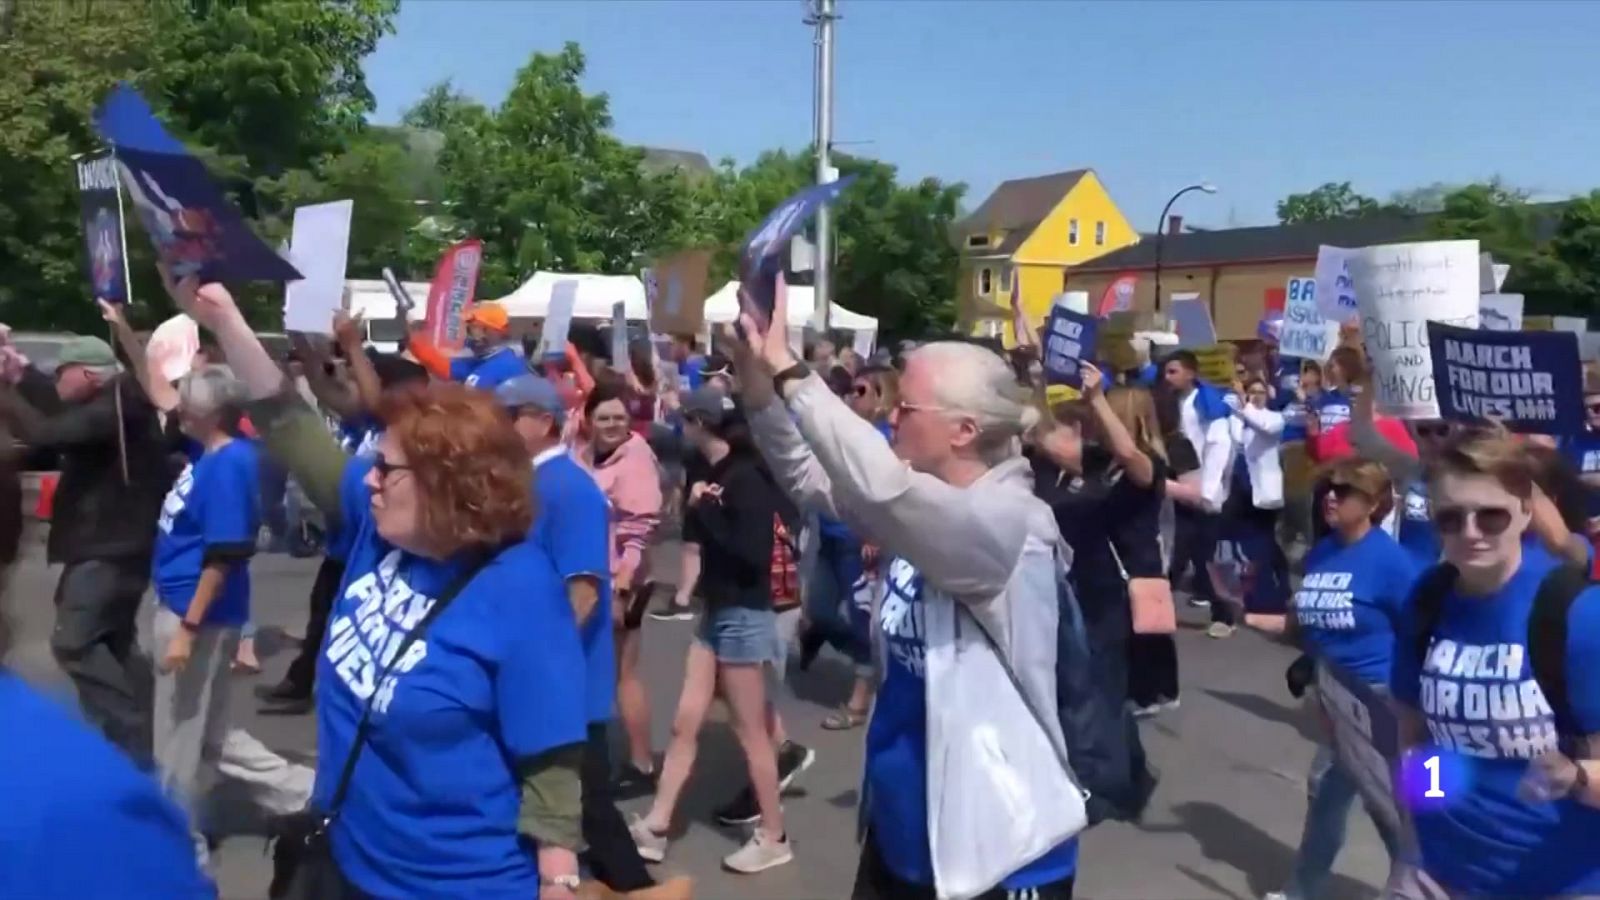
top-left (628, 814), bottom-right (668, 863)
top-left (722, 829), bottom-right (793, 874)
top-left (1207, 622), bottom-right (1236, 639)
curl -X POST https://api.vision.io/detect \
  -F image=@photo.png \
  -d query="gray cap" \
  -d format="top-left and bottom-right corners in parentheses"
top-left (57, 335), bottom-right (118, 369)
top-left (494, 374), bottom-right (565, 426)
top-left (682, 384), bottom-right (736, 426)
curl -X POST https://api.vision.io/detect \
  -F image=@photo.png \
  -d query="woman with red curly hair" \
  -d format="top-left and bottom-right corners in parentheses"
top-left (161, 272), bottom-right (591, 900)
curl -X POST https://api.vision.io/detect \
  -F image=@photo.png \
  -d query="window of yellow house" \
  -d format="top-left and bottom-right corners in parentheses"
top-left (1095, 221), bottom-right (1106, 246)
top-left (1068, 219), bottom-right (1080, 246)
top-left (967, 234), bottom-right (990, 249)
top-left (977, 267), bottom-right (993, 295)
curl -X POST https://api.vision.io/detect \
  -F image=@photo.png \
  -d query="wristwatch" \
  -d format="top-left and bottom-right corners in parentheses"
top-left (773, 361), bottom-right (810, 397)
top-left (541, 873), bottom-right (581, 891)
top-left (178, 619), bottom-right (202, 634)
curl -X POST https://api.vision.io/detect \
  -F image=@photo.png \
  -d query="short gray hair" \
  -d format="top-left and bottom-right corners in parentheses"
top-left (911, 341), bottom-right (1040, 464)
top-left (177, 364), bottom-right (250, 420)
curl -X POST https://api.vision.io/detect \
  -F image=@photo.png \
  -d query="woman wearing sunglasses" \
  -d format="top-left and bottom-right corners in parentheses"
top-left (1389, 428), bottom-right (1600, 899)
top-left (1249, 458), bottom-right (1418, 900)
top-left (161, 276), bottom-right (590, 899)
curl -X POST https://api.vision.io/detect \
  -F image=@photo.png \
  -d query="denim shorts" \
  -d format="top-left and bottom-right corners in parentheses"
top-left (695, 605), bottom-right (781, 665)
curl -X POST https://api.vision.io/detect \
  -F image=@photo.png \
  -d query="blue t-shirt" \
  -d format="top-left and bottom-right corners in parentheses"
top-left (530, 450), bottom-right (615, 726)
top-left (679, 355), bottom-right (706, 391)
top-left (326, 422), bottom-right (383, 564)
top-left (1390, 549), bottom-right (1600, 897)
top-left (1294, 529), bottom-right (1419, 684)
top-left (152, 438), bottom-right (261, 626)
top-left (1274, 361), bottom-right (1307, 442)
top-left (451, 346), bottom-right (528, 392)
top-left (1316, 388), bottom-right (1352, 429)
top-left (1560, 430), bottom-right (1600, 517)
top-left (316, 459), bottom-right (587, 897)
top-left (0, 673), bottom-right (214, 899)
top-left (866, 558), bottom-right (1078, 888)
top-left (1397, 478), bottom-right (1440, 567)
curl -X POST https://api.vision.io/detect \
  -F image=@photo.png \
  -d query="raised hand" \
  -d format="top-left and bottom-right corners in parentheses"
top-left (157, 262), bottom-right (242, 333)
top-left (98, 299), bottom-right (128, 329)
top-left (1081, 361), bottom-right (1105, 396)
top-left (332, 309), bottom-right (364, 348)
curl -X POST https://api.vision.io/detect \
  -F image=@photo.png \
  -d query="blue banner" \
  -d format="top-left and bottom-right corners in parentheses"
top-left (1427, 322), bottom-right (1583, 435)
top-left (738, 176), bottom-right (856, 330)
top-left (1041, 306), bottom-right (1096, 387)
top-left (93, 85), bottom-right (300, 284)
top-left (76, 152), bottom-right (128, 303)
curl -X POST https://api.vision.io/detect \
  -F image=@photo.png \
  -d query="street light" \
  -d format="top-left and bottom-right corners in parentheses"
top-left (1152, 182), bottom-right (1217, 313)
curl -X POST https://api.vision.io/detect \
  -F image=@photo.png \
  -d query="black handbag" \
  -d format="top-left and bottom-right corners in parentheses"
top-left (268, 552), bottom-right (495, 899)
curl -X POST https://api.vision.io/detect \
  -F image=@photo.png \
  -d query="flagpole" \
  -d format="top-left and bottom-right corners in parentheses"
top-left (109, 147), bottom-right (131, 486)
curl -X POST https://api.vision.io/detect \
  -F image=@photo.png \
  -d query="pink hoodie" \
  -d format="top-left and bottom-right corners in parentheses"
top-left (577, 432), bottom-right (662, 587)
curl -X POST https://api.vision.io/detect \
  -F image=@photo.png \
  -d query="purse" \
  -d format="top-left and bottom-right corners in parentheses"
top-left (268, 552), bottom-right (495, 899)
top-left (1108, 540), bottom-right (1176, 635)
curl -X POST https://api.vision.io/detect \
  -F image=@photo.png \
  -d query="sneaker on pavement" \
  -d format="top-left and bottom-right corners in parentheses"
top-left (716, 742), bottom-right (816, 825)
top-left (628, 815), bottom-right (668, 864)
top-left (1187, 594), bottom-right (1212, 608)
top-left (722, 830), bottom-right (793, 874)
top-left (1207, 622), bottom-right (1236, 639)
top-left (613, 761), bottom-right (658, 797)
top-left (648, 601), bottom-right (694, 622)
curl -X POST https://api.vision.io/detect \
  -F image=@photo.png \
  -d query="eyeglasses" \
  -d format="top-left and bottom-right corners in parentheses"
top-left (852, 384), bottom-right (871, 398)
top-left (895, 400), bottom-right (951, 417)
top-left (1328, 482), bottom-right (1369, 503)
top-left (1435, 505), bottom-right (1514, 537)
top-left (372, 453), bottom-right (412, 483)
top-left (1414, 422), bottom-right (1452, 440)
top-left (1587, 402), bottom-right (1600, 414)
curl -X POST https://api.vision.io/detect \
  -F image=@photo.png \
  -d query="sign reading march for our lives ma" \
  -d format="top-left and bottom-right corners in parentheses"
top-left (1351, 240), bottom-right (1480, 420)
top-left (1041, 306), bottom-right (1097, 388)
top-left (738, 177), bottom-right (857, 331)
top-left (1427, 322), bottom-right (1583, 435)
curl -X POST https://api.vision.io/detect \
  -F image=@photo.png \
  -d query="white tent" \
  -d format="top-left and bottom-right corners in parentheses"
top-left (499, 271), bottom-right (648, 321)
top-left (702, 280), bottom-right (878, 333)
top-left (345, 279), bottom-right (428, 324)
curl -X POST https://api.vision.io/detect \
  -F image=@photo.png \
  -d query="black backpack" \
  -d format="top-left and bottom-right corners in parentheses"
top-left (1406, 562), bottom-right (1587, 747)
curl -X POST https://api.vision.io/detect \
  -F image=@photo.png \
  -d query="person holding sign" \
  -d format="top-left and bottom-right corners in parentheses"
top-left (1249, 459), bottom-right (1419, 900)
top-left (1390, 429), bottom-right (1600, 899)
top-left (407, 301), bottom-right (525, 392)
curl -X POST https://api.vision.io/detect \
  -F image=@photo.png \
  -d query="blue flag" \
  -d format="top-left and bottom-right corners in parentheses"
top-left (1041, 306), bottom-right (1096, 387)
top-left (93, 85), bottom-right (300, 284)
top-left (738, 176), bottom-right (857, 330)
top-left (1427, 321), bottom-right (1583, 435)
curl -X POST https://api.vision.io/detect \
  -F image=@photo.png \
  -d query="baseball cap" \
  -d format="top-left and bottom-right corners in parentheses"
top-left (681, 384), bottom-right (736, 427)
top-left (56, 335), bottom-right (118, 369)
top-left (494, 374), bottom-right (566, 427)
top-left (464, 302), bottom-right (511, 333)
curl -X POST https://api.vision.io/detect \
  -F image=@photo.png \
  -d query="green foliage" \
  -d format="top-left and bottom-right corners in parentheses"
top-left (1275, 181), bottom-right (1383, 224)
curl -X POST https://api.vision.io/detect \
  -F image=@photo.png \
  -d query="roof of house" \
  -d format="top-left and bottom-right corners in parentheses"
top-left (1072, 214), bottom-right (1433, 272)
top-left (959, 169), bottom-right (1090, 236)
top-left (639, 147), bottom-right (714, 179)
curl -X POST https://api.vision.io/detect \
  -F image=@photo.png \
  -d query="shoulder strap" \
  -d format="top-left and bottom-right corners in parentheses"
top-left (323, 547), bottom-right (500, 819)
top-left (1529, 564), bottom-right (1588, 742)
top-left (1408, 563), bottom-right (1458, 672)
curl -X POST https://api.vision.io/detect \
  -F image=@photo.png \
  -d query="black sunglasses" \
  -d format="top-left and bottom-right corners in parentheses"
top-left (1435, 505), bottom-right (1514, 537)
top-left (1328, 482), bottom-right (1369, 503)
top-left (373, 452), bottom-right (412, 482)
top-left (1414, 422), bottom-right (1452, 440)
top-left (852, 384), bottom-right (872, 397)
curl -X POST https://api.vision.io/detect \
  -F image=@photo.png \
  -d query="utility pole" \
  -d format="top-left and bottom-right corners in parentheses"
top-left (807, 0), bottom-right (838, 332)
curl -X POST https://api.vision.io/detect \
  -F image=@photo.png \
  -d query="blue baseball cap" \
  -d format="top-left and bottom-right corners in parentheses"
top-left (494, 374), bottom-right (566, 427)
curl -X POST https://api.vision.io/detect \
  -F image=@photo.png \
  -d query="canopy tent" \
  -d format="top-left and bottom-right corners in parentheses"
top-left (702, 280), bottom-right (878, 333)
top-left (345, 279), bottom-right (428, 324)
top-left (499, 272), bottom-right (648, 321)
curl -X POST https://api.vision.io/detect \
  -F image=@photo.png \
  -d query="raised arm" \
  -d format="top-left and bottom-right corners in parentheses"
top-left (1350, 379), bottom-right (1420, 483)
top-left (333, 311), bottom-right (384, 416)
top-left (99, 301), bottom-right (176, 414)
top-left (1229, 402), bottom-right (1285, 437)
top-left (1082, 363), bottom-right (1154, 488)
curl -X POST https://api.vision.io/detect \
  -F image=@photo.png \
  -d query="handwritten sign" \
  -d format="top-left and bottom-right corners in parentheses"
top-left (539, 280), bottom-right (578, 358)
top-left (1351, 240), bottom-right (1480, 419)
top-left (1428, 322), bottom-right (1583, 434)
top-left (1280, 277), bottom-right (1337, 361)
top-left (1314, 655), bottom-right (1403, 837)
top-left (647, 249), bottom-right (711, 335)
top-left (1313, 245), bottom-right (1359, 322)
top-left (1478, 293), bottom-right (1524, 332)
top-left (1170, 295), bottom-right (1216, 349)
top-left (1194, 345), bottom-right (1235, 387)
top-left (1041, 307), bottom-right (1097, 387)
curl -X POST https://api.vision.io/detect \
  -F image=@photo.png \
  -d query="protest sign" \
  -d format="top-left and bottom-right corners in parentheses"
top-left (1554, 316), bottom-right (1587, 335)
top-left (1170, 295), bottom-right (1216, 349)
top-left (539, 280), bottom-right (578, 357)
top-left (610, 301), bottom-right (629, 371)
top-left (1279, 277), bottom-right (1338, 361)
top-left (1522, 316), bottom-right (1553, 332)
top-left (1313, 246), bottom-right (1359, 322)
top-left (422, 239), bottom-right (482, 352)
top-left (1055, 291), bottom-right (1089, 315)
top-left (1350, 240), bottom-right (1479, 419)
top-left (1428, 322), bottom-right (1582, 434)
top-left (146, 313), bottom-right (200, 383)
top-left (1041, 307), bottom-right (1097, 387)
top-left (1313, 653), bottom-right (1403, 837)
top-left (647, 249), bottom-right (712, 335)
top-left (93, 85), bottom-right (299, 283)
top-left (282, 200), bottom-right (352, 335)
top-left (1096, 311), bottom-right (1140, 373)
top-left (852, 329), bottom-right (875, 357)
top-left (1194, 345), bottom-right (1235, 386)
top-left (76, 152), bottom-right (129, 303)
top-left (739, 178), bottom-right (856, 331)
top-left (1478, 293), bottom-right (1524, 332)
top-left (1583, 333), bottom-right (1600, 363)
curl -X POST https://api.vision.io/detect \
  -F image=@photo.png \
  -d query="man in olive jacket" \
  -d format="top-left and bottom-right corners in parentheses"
top-left (0, 336), bottom-right (172, 764)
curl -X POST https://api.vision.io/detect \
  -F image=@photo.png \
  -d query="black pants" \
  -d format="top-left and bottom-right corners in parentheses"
top-left (1171, 507), bottom-right (1233, 624)
top-left (283, 557), bottom-right (345, 696)
top-left (1128, 633), bottom-right (1179, 706)
top-left (852, 831), bottom-right (1074, 899)
top-left (51, 556), bottom-right (153, 766)
top-left (582, 722), bottom-right (654, 891)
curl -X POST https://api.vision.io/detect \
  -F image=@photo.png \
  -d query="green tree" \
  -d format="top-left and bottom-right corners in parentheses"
top-left (1275, 181), bottom-right (1382, 224)
top-left (1536, 191), bottom-right (1600, 315)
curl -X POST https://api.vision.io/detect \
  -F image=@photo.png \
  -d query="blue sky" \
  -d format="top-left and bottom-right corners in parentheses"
top-left (364, 0), bottom-right (1600, 229)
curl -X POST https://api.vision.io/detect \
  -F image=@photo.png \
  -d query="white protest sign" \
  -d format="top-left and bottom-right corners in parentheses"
top-left (1055, 291), bottom-right (1089, 315)
top-left (1583, 333), bottom-right (1600, 363)
top-left (1279, 277), bottom-right (1337, 360)
top-left (610, 301), bottom-right (629, 371)
top-left (852, 329), bottom-right (875, 357)
top-left (1554, 316), bottom-right (1587, 335)
top-left (538, 280), bottom-right (579, 357)
top-left (1313, 245), bottom-right (1360, 322)
top-left (1478, 293), bottom-right (1524, 331)
top-left (282, 200), bottom-right (353, 334)
top-left (1492, 264), bottom-right (1510, 292)
top-left (1351, 240), bottom-right (1479, 419)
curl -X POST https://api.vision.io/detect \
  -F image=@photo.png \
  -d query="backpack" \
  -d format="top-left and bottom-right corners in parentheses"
top-left (1407, 562), bottom-right (1586, 747)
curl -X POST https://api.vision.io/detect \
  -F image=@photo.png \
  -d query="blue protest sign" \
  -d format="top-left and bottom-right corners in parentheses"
top-left (738, 176), bottom-right (857, 330)
top-left (76, 152), bottom-right (128, 303)
top-left (1041, 306), bottom-right (1097, 387)
top-left (1169, 295), bottom-right (1216, 348)
top-left (93, 85), bottom-right (300, 284)
top-left (1427, 322), bottom-right (1583, 434)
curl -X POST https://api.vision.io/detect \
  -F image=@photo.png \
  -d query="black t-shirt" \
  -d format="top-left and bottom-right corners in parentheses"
top-left (682, 450), bottom-right (780, 610)
top-left (1166, 434), bottom-right (1200, 478)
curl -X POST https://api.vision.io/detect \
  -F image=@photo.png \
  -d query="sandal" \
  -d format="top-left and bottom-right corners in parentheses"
top-left (822, 706), bottom-right (868, 731)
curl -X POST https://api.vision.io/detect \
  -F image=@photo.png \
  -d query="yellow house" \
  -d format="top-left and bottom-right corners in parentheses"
top-left (956, 169), bottom-right (1139, 342)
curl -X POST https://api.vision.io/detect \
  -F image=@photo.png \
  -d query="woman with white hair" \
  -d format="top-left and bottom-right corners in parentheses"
top-left (731, 282), bottom-right (1086, 899)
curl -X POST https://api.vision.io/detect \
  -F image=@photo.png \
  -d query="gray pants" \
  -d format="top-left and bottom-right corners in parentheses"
top-left (151, 608), bottom-right (314, 865)
top-left (51, 556), bottom-right (153, 765)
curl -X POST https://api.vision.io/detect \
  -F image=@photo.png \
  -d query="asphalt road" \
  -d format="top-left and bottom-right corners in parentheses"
top-left (4, 537), bottom-right (1389, 900)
